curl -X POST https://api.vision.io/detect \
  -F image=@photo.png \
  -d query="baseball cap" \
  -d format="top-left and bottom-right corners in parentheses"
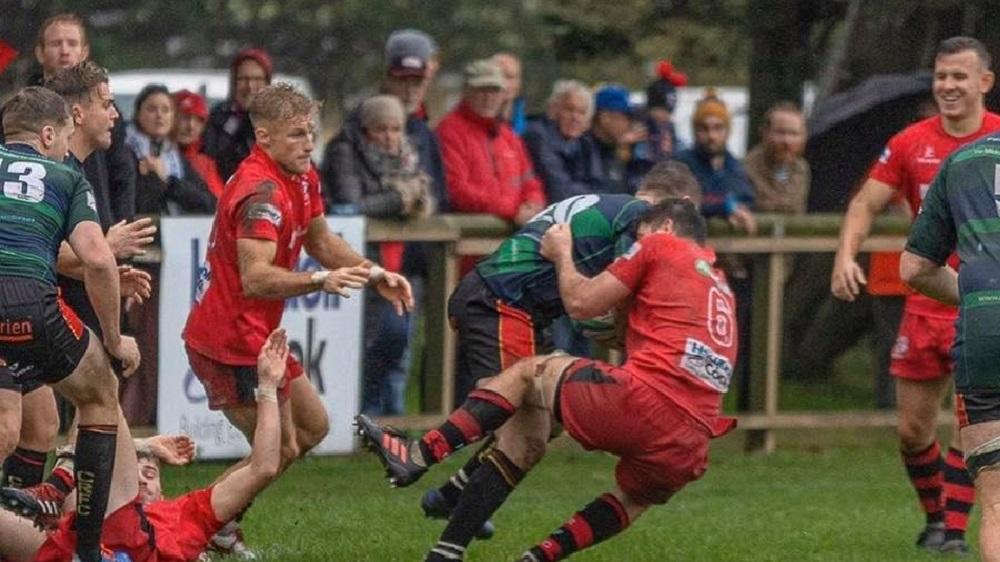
top-left (463, 59), bottom-right (505, 89)
top-left (595, 85), bottom-right (633, 116)
top-left (173, 89), bottom-right (209, 120)
top-left (385, 29), bottom-right (434, 77)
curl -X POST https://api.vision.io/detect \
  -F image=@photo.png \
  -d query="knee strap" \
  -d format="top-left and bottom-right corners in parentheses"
top-left (965, 435), bottom-right (1000, 478)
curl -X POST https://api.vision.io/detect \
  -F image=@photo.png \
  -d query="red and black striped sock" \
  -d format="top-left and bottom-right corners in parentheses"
top-left (419, 389), bottom-right (514, 465)
top-left (943, 447), bottom-right (974, 542)
top-left (526, 493), bottom-right (631, 561)
top-left (1, 447), bottom-right (47, 488)
top-left (74, 424), bottom-right (118, 562)
top-left (902, 441), bottom-right (944, 525)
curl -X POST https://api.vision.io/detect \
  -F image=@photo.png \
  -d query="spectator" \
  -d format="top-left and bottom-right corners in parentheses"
top-left (744, 102), bottom-right (810, 214)
top-left (674, 89), bottom-right (756, 233)
top-left (171, 89), bottom-right (225, 198)
top-left (493, 52), bottom-right (526, 135)
top-left (523, 80), bottom-right (606, 202)
top-left (587, 85), bottom-right (649, 194)
top-left (326, 95), bottom-right (434, 416)
top-left (203, 47), bottom-right (271, 181)
top-left (436, 59), bottom-right (545, 225)
top-left (645, 59), bottom-right (688, 159)
top-left (126, 84), bottom-right (216, 215)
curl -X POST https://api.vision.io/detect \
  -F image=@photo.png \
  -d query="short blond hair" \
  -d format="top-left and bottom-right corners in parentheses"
top-left (247, 82), bottom-right (319, 127)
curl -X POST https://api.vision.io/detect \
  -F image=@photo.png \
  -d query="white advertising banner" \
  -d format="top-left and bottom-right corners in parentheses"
top-left (157, 216), bottom-right (365, 459)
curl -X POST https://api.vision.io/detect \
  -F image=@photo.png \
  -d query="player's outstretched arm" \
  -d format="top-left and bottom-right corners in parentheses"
top-left (540, 224), bottom-right (631, 320)
top-left (831, 178), bottom-right (895, 302)
top-left (210, 329), bottom-right (286, 523)
top-left (900, 251), bottom-right (959, 305)
top-left (237, 237), bottom-right (369, 300)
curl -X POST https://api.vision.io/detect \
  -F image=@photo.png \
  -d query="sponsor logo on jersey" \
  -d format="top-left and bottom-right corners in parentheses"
top-left (695, 258), bottom-right (712, 277)
top-left (917, 144), bottom-right (940, 164)
top-left (681, 337), bottom-right (733, 393)
top-left (86, 191), bottom-right (97, 212)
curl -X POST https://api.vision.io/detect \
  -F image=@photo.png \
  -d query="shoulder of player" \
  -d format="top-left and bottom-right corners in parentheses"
top-left (0, 146), bottom-right (85, 187)
top-left (890, 117), bottom-right (939, 145)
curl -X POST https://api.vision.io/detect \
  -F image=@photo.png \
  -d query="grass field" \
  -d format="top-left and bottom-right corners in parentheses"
top-left (167, 427), bottom-right (978, 561)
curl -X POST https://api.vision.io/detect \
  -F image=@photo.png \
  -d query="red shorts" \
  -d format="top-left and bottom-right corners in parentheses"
top-left (557, 359), bottom-right (711, 505)
top-left (890, 312), bottom-right (955, 380)
top-left (186, 345), bottom-right (303, 411)
top-left (33, 488), bottom-right (224, 562)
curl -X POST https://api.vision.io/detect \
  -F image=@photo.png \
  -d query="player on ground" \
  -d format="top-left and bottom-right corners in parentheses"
top-left (900, 131), bottom-right (1000, 562)
top-left (181, 83), bottom-right (412, 552)
top-left (358, 199), bottom-right (738, 561)
top-left (0, 86), bottom-right (139, 562)
top-left (831, 36), bottom-right (999, 554)
top-left (0, 328), bottom-right (290, 562)
top-left (420, 161), bottom-right (700, 533)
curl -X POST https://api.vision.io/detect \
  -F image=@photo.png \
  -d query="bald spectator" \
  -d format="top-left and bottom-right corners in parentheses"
top-left (744, 102), bottom-right (810, 214)
top-left (523, 80), bottom-right (606, 201)
top-left (203, 47), bottom-right (272, 181)
top-left (493, 52), bottom-right (526, 135)
top-left (436, 59), bottom-right (545, 225)
top-left (172, 89), bottom-right (225, 198)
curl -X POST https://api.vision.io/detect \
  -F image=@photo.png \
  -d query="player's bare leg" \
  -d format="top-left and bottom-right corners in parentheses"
top-left (959, 419), bottom-right (1000, 561)
top-left (0, 388), bottom-right (20, 462)
top-left (287, 375), bottom-right (330, 457)
top-left (2, 386), bottom-right (58, 488)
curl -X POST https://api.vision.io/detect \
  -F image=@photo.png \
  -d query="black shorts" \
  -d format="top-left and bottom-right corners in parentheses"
top-left (0, 276), bottom-right (90, 394)
top-left (447, 272), bottom-right (551, 406)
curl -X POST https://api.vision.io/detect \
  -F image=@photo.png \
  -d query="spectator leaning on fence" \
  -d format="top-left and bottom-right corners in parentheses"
top-left (126, 84), bottom-right (217, 215)
top-left (436, 59), bottom-right (545, 226)
top-left (744, 102), bottom-right (809, 214)
top-left (203, 47), bottom-right (272, 181)
top-left (493, 52), bottom-right (526, 136)
top-left (171, 89), bottom-right (226, 198)
top-left (523, 80), bottom-right (607, 202)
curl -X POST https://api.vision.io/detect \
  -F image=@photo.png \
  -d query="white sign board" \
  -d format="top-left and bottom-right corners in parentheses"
top-left (157, 216), bottom-right (365, 459)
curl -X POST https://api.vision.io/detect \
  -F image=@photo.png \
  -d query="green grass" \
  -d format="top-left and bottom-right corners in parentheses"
top-left (164, 428), bottom-right (978, 561)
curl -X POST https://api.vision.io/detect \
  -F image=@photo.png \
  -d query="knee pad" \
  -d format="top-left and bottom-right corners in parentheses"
top-left (965, 435), bottom-right (1000, 479)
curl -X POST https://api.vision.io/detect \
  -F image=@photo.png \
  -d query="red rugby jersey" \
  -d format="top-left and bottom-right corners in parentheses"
top-left (607, 232), bottom-right (738, 433)
top-left (869, 112), bottom-right (1000, 318)
top-left (183, 144), bottom-right (324, 365)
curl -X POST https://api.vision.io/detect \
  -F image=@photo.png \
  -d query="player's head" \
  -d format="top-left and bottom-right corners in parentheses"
top-left (136, 448), bottom-right (164, 505)
top-left (1, 86), bottom-right (74, 161)
top-left (248, 83), bottom-right (319, 175)
top-left (636, 160), bottom-right (701, 208)
top-left (44, 60), bottom-right (117, 154)
top-left (933, 36), bottom-right (994, 121)
top-left (637, 197), bottom-right (707, 245)
top-left (35, 13), bottom-right (89, 77)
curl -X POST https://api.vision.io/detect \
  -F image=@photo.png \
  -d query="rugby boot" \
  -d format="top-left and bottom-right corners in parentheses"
top-left (354, 414), bottom-right (426, 487)
top-left (0, 485), bottom-right (63, 529)
top-left (938, 538), bottom-right (971, 557)
top-left (205, 521), bottom-right (258, 560)
top-left (915, 522), bottom-right (945, 551)
top-left (516, 551), bottom-right (543, 562)
top-left (420, 488), bottom-right (495, 540)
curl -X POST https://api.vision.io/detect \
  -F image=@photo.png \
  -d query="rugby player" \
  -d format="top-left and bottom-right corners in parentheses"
top-left (0, 86), bottom-right (140, 562)
top-left (0, 328), bottom-right (290, 562)
top-left (831, 36), bottom-right (999, 554)
top-left (358, 199), bottom-right (738, 561)
top-left (900, 130), bottom-right (1000, 562)
top-left (419, 161), bottom-right (700, 533)
top-left (181, 83), bottom-right (413, 551)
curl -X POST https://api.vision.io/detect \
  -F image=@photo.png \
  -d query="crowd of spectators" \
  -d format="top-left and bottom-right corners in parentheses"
top-left (7, 13), bottom-right (820, 416)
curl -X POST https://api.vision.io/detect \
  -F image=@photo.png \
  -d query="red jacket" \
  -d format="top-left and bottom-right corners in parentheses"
top-left (436, 102), bottom-right (545, 221)
top-left (181, 140), bottom-right (226, 198)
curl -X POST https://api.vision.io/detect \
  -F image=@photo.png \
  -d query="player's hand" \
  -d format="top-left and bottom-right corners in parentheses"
top-left (831, 252), bottom-right (867, 302)
top-left (106, 335), bottom-right (140, 378)
top-left (146, 434), bottom-right (196, 465)
top-left (119, 266), bottom-right (153, 304)
top-left (321, 266), bottom-right (369, 298)
top-left (140, 156), bottom-right (168, 182)
top-left (540, 223), bottom-right (573, 261)
top-left (257, 328), bottom-right (289, 389)
top-left (514, 201), bottom-right (543, 226)
top-left (376, 271), bottom-right (415, 316)
top-left (106, 218), bottom-right (157, 259)
top-left (728, 206), bottom-right (757, 236)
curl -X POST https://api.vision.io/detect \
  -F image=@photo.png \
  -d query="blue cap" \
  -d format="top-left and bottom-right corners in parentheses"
top-left (595, 85), bottom-right (632, 116)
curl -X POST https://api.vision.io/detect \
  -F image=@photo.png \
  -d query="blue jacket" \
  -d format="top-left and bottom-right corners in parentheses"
top-left (674, 146), bottom-right (754, 218)
top-left (523, 118), bottom-right (607, 201)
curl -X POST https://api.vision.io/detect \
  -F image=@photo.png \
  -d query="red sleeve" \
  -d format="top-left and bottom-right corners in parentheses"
top-left (438, 122), bottom-right (522, 220)
top-left (868, 131), bottom-right (907, 189)
top-left (233, 179), bottom-right (284, 242)
top-left (607, 239), bottom-right (654, 291)
top-left (308, 166), bottom-right (325, 218)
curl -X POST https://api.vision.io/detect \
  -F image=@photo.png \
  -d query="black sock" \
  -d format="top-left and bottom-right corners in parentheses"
top-left (426, 449), bottom-right (525, 561)
top-left (419, 389), bottom-right (514, 465)
top-left (527, 493), bottom-right (630, 561)
top-left (74, 424), bottom-right (117, 562)
top-left (1, 447), bottom-right (47, 488)
top-left (438, 437), bottom-right (496, 507)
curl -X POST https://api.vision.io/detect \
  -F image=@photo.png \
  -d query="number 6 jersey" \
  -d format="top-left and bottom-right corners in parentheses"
top-left (0, 143), bottom-right (98, 284)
